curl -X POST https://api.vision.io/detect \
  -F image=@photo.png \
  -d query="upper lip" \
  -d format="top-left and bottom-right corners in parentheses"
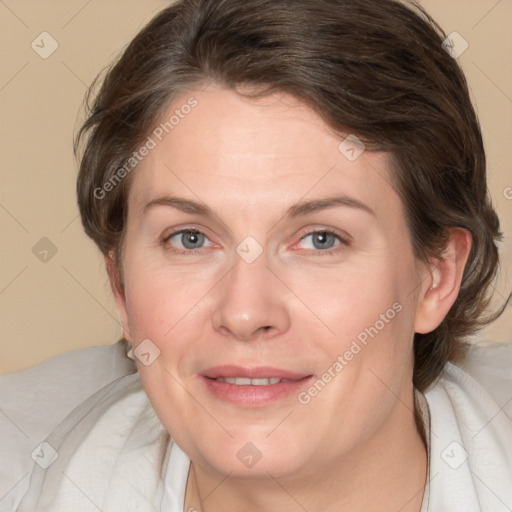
top-left (201, 365), bottom-right (311, 381)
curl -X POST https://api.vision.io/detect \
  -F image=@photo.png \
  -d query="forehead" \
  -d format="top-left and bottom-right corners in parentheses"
top-left (128, 86), bottom-right (401, 221)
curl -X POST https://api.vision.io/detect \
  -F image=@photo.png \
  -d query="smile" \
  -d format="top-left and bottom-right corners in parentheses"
top-left (200, 366), bottom-right (313, 407)
top-left (212, 377), bottom-right (294, 385)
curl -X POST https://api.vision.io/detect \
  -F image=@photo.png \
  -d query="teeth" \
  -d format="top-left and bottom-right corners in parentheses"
top-left (215, 377), bottom-right (283, 385)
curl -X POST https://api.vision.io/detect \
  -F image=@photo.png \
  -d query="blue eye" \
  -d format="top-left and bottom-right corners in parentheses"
top-left (299, 231), bottom-right (342, 251)
top-left (166, 230), bottom-right (210, 250)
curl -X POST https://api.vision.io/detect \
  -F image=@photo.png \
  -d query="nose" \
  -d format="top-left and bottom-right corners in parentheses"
top-left (211, 254), bottom-right (291, 342)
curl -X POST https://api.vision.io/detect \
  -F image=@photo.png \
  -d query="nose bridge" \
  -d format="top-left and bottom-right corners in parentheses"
top-left (211, 251), bottom-right (290, 340)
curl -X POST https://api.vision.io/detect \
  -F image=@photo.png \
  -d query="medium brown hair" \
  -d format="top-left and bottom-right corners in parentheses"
top-left (75, 0), bottom-right (505, 391)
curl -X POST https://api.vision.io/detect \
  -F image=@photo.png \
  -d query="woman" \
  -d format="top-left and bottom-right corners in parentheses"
top-left (2, 0), bottom-right (511, 510)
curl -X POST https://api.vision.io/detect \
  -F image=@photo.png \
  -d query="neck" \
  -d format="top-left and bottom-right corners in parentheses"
top-left (184, 392), bottom-right (428, 512)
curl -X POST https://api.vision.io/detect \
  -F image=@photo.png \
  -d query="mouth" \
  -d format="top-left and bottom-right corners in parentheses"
top-left (200, 365), bottom-right (313, 407)
top-left (212, 377), bottom-right (296, 385)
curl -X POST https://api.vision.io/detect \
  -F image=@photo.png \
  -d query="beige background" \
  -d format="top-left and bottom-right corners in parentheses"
top-left (0, 0), bottom-right (510, 373)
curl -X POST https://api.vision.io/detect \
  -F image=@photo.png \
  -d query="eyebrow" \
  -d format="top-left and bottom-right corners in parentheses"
top-left (143, 196), bottom-right (212, 216)
top-left (143, 194), bottom-right (375, 218)
top-left (287, 195), bottom-right (375, 218)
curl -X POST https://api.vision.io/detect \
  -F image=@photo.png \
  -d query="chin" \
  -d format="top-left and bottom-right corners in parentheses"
top-left (194, 433), bottom-right (308, 479)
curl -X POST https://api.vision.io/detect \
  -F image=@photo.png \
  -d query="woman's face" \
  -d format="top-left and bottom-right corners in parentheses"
top-left (115, 85), bottom-right (429, 479)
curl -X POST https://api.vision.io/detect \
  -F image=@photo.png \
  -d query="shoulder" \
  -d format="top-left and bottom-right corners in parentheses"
top-left (0, 342), bottom-right (136, 512)
top-left (424, 342), bottom-right (512, 511)
top-left (457, 340), bottom-right (512, 414)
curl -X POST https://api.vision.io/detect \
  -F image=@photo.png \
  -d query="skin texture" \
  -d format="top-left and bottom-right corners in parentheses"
top-left (107, 85), bottom-right (471, 512)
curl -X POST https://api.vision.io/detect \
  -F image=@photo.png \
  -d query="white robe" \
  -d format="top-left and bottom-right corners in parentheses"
top-left (1, 341), bottom-right (511, 511)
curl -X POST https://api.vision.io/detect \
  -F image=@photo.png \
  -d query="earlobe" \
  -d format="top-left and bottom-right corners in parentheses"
top-left (105, 252), bottom-right (132, 341)
top-left (414, 228), bottom-right (472, 334)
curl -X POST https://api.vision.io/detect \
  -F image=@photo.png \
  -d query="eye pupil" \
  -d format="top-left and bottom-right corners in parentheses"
top-left (182, 231), bottom-right (204, 249)
top-left (313, 232), bottom-right (336, 250)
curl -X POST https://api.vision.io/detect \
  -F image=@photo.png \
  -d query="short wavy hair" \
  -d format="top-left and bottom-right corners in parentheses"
top-left (75, 0), bottom-right (505, 391)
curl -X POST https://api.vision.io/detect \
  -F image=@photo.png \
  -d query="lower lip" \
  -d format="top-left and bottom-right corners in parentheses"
top-left (201, 376), bottom-right (313, 407)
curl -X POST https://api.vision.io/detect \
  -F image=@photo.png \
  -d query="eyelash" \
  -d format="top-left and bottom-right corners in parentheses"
top-left (162, 228), bottom-right (349, 256)
top-left (162, 228), bottom-right (213, 256)
top-left (299, 228), bottom-right (349, 254)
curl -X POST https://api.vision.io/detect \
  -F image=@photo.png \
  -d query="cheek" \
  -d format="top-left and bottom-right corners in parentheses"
top-left (122, 254), bottom-right (217, 354)
top-left (283, 258), bottom-right (403, 339)
top-left (288, 254), bottom-right (418, 387)
top-left (124, 274), bottom-right (183, 340)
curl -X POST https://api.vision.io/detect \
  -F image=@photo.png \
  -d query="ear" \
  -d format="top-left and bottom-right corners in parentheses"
top-left (105, 252), bottom-right (132, 342)
top-left (414, 228), bottom-right (472, 334)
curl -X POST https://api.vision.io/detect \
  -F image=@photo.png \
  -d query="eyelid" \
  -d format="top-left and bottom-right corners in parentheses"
top-left (161, 224), bottom-right (212, 242)
top-left (296, 226), bottom-right (352, 244)
top-left (160, 225), bottom-right (351, 256)
top-left (161, 226), bottom-right (219, 255)
top-left (290, 226), bottom-right (352, 254)
top-left (163, 227), bottom-right (202, 242)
